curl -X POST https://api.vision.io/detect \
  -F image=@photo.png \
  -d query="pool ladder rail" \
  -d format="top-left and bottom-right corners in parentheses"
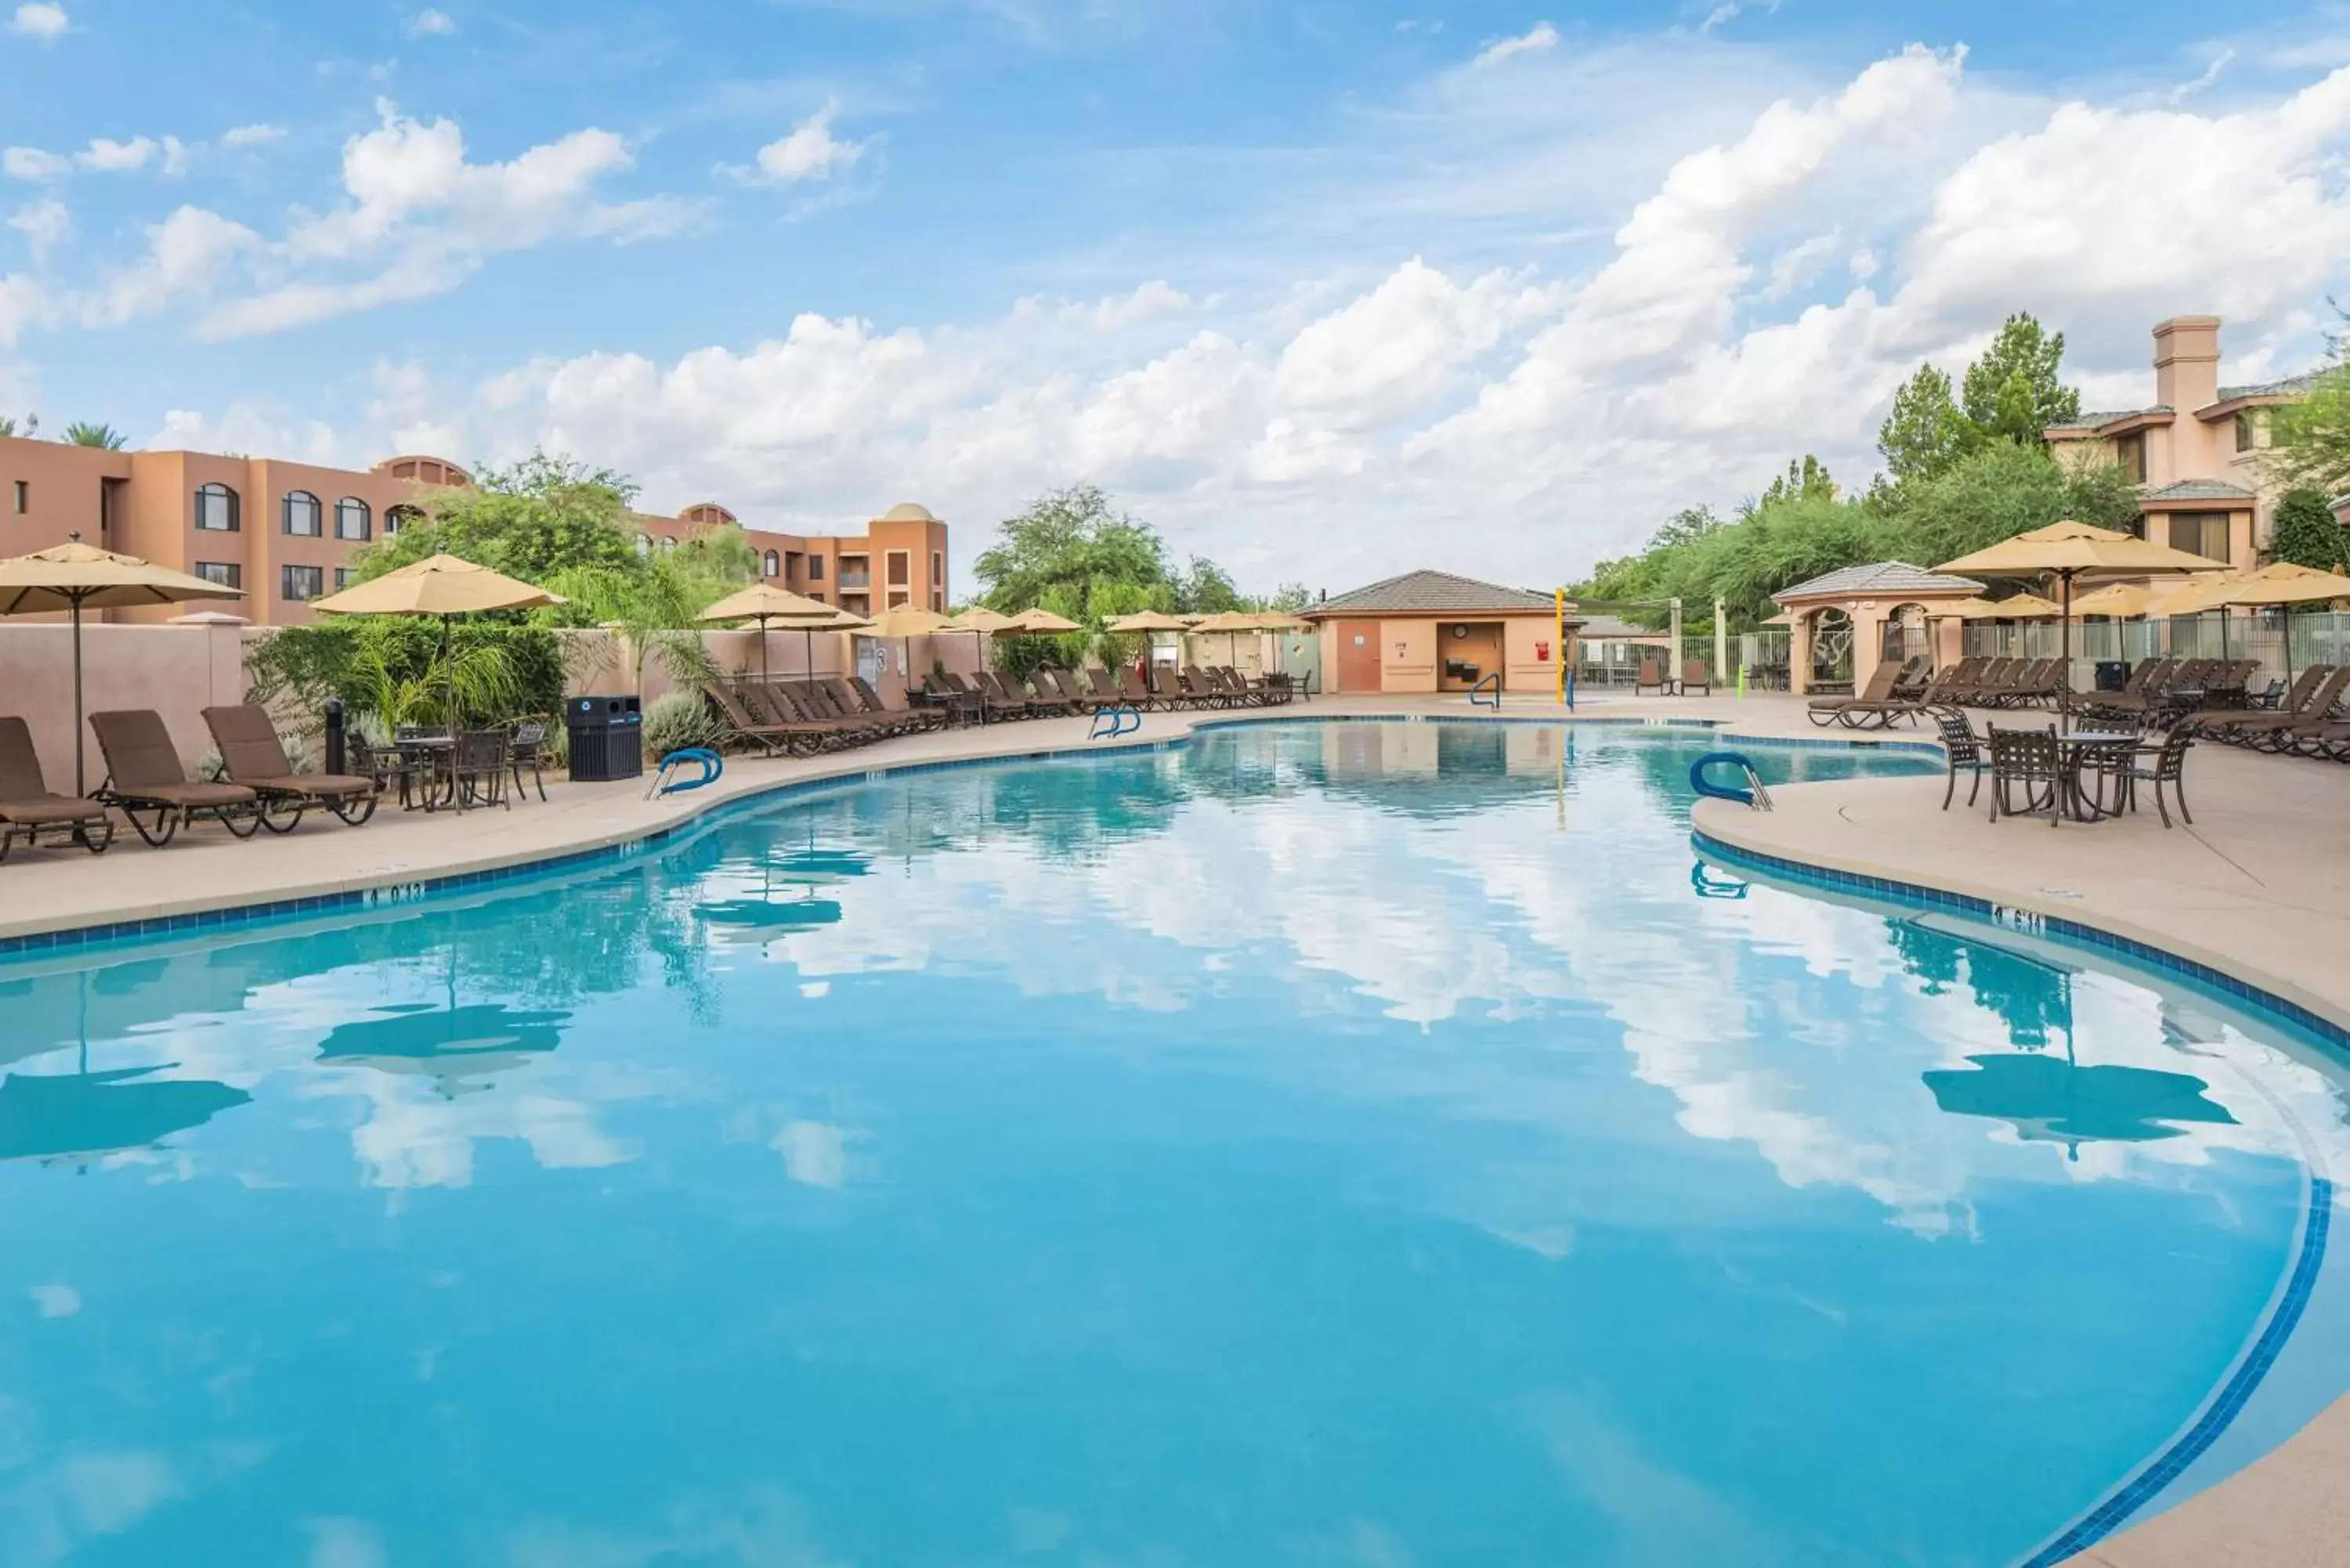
top-left (1089, 705), bottom-right (1142, 741)
top-left (1690, 750), bottom-right (1773, 811)
top-left (1470, 673), bottom-right (1502, 709)
top-left (647, 747), bottom-right (724, 799)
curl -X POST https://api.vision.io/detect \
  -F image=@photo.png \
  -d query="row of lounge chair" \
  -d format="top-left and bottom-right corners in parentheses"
top-left (2183, 664), bottom-right (2350, 760)
top-left (704, 677), bottom-right (946, 758)
top-left (927, 664), bottom-right (1294, 717)
top-left (1808, 655), bottom-right (2269, 732)
top-left (0, 706), bottom-right (381, 862)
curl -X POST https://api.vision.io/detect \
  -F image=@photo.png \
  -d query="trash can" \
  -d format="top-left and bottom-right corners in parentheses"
top-left (2093, 660), bottom-right (2131, 693)
top-left (566, 695), bottom-right (643, 782)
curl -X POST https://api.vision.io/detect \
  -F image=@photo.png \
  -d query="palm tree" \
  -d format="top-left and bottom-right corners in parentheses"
top-left (63, 422), bottom-right (126, 450)
top-left (0, 414), bottom-right (34, 438)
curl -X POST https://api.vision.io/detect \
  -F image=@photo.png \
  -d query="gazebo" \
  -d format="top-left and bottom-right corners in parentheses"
top-left (1770, 562), bottom-right (1986, 697)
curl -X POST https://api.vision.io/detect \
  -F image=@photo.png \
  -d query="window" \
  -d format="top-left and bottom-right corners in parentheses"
top-left (195, 482), bottom-right (240, 532)
top-left (888, 591), bottom-right (909, 609)
top-left (931, 587), bottom-right (944, 611)
top-left (887, 550), bottom-right (909, 587)
top-left (2236, 408), bottom-right (2265, 453)
top-left (194, 561), bottom-right (240, 589)
top-left (808, 555), bottom-right (824, 581)
top-left (762, 550), bottom-right (780, 577)
top-left (2167, 511), bottom-right (2230, 562)
top-left (657, 535), bottom-right (677, 553)
top-left (635, 532), bottom-right (653, 556)
top-left (931, 550), bottom-right (943, 588)
top-left (334, 567), bottom-right (354, 590)
top-left (385, 504), bottom-right (421, 535)
top-left (284, 490), bottom-right (322, 537)
top-left (10, 480), bottom-right (25, 515)
top-left (2113, 432), bottom-right (2147, 483)
top-left (335, 497), bottom-right (371, 541)
top-left (282, 564), bottom-right (325, 602)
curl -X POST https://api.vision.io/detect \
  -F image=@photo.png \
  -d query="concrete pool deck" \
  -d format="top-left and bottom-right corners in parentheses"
top-left (4, 688), bottom-right (2347, 1563)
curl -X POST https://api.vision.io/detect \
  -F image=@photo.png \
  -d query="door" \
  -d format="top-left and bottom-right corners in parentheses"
top-left (1334, 621), bottom-right (1381, 694)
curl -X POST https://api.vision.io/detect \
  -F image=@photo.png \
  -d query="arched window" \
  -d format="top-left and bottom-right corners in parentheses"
top-left (657, 536), bottom-right (678, 553)
top-left (194, 482), bottom-right (239, 532)
top-left (384, 504), bottom-right (421, 535)
top-left (635, 533), bottom-right (653, 557)
top-left (283, 490), bottom-right (322, 537)
top-left (335, 497), bottom-right (371, 541)
top-left (762, 550), bottom-right (780, 578)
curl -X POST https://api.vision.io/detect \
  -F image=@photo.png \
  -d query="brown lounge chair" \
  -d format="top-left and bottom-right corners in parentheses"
top-left (88, 709), bottom-right (263, 847)
top-left (1679, 658), bottom-right (1712, 697)
top-left (1807, 663), bottom-right (1903, 727)
top-left (202, 705), bottom-right (381, 829)
top-left (0, 716), bottom-right (113, 861)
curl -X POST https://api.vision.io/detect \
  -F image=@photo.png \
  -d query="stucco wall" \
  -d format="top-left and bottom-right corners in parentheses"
top-left (0, 623), bottom-right (249, 789)
top-left (1379, 620), bottom-right (1438, 693)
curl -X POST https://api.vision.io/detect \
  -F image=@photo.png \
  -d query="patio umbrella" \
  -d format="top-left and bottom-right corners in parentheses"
top-left (1188, 609), bottom-right (1263, 667)
top-left (313, 554), bottom-right (564, 732)
top-left (0, 536), bottom-right (242, 793)
top-left (1939, 520), bottom-right (2225, 724)
top-left (696, 582), bottom-right (843, 685)
top-left (1980, 593), bottom-right (2063, 619)
top-left (866, 603), bottom-right (953, 688)
top-left (2069, 581), bottom-right (2200, 620)
top-left (1104, 609), bottom-right (1196, 670)
top-left (944, 605), bottom-right (1019, 674)
top-left (2160, 562), bottom-right (2350, 676)
top-left (1007, 608), bottom-right (1082, 634)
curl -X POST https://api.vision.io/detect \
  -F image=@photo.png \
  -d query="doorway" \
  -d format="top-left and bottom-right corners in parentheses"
top-left (1334, 620), bottom-right (1381, 693)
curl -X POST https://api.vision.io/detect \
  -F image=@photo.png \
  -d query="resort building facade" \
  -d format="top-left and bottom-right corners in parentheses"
top-left (2044, 315), bottom-right (2314, 570)
top-left (0, 435), bottom-right (949, 626)
top-left (1301, 570), bottom-right (1580, 695)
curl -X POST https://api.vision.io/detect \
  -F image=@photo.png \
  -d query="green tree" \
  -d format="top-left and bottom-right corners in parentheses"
top-left (2269, 352), bottom-right (2350, 499)
top-left (0, 414), bottom-right (35, 438)
top-left (540, 527), bottom-right (757, 690)
top-left (1960, 313), bottom-right (2081, 444)
top-left (972, 484), bottom-right (1177, 618)
top-left (2267, 487), bottom-right (2348, 572)
top-left (1877, 363), bottom-right (1975, 483)
top-left (1889, 441), bottom-right (2099, 567)
top-left (1173, 555), bottom-right (1243, 615)
top-left (352, 449), bottom-right (643, 585)
top-left (63, 421), bottom-right (126, 450)
top-left (1756, 455), bottom-right (1838, 511)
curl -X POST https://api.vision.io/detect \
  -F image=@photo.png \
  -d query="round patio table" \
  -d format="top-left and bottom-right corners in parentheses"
top-left (2059, 731), bottom-right (2140, 822)
top-left (393, 734), bottom-right (457, 812)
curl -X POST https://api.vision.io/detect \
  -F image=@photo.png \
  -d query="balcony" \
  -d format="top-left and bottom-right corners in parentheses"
top-left (837, 570), bottom-right (872, 591)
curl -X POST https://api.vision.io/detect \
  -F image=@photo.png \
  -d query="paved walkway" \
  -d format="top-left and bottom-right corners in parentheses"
top-left (9, 688), bottom-right (2349, 1563)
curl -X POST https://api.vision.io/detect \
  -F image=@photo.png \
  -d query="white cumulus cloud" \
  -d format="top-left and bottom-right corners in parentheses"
top-left (739, 104), bottom-right (870, 186)
top-left (220, 123), bottom-right (287, 148)
top-left (1472, 22), bottom-right (1559, 67)
top-left (9, 2), bottom-right (65, 39)
top-left (404, 8), bottom-right (455, 37)
top-left (8, 197), bottom-right (70, 259)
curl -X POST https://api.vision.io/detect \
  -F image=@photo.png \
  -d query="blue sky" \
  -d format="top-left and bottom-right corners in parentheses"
top-left (5, 1), bottom-right (2350, 590)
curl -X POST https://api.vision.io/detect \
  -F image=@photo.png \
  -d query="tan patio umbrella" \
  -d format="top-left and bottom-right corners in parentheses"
top-left (1103, 609), bottom-right (1197, 671)
top-left (696, 582), bottom-right (842, 685)
top-left (313, 553), bottom-right (564, 734)
top-left (1981, 593), bottom-right (2063, 619)
top-left (866, 603), bottom-right (953, 688)
top-left (1007, 608), bottom-right (1082, 634)
top-left (1938, 521), bottom-right (2227, 722)
top-left (0, 536), bottom-right (244, 792)
top-left (2069, 580), bottom-right (2202, 620)
top-left (1188, 609), bottom-right (1264, 667)
top-left (2160, 562), bottom-right (2350, 674)
top-left (943, 605), bottom-right (1019, 674)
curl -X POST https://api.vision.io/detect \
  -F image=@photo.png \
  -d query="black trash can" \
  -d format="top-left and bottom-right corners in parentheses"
top-left (2093, 659), bottom-right (2131, 693)
top-left (566, 695), bottom-right (643, 782)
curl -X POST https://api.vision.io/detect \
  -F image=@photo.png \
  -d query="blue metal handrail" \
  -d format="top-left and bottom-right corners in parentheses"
top-left (1090, 705), bottom-right (1141, 740)
top-left (648, 747), bottom-right (723, 798)
top-left (1689, 751), bottom-right (1773, 811)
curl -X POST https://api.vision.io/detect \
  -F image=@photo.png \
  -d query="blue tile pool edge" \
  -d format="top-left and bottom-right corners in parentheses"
top-left (1692, 828), bottom-right (2341, 1563)
top-left (0, 714), bottom-right (1936, 960)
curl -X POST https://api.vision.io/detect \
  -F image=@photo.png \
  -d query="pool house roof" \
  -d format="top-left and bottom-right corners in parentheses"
top-left (1773, 561), bottom-right (1986, 604)
top-left (1300, 569), bottom-right (1562, 619)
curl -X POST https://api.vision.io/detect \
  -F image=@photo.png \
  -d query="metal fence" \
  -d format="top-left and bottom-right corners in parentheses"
top-left (1961, 612), bottom-right (2350, 693)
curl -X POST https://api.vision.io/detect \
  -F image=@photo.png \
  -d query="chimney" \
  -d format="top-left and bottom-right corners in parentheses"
top-left (2152, 316), bottom-right (2221, 412)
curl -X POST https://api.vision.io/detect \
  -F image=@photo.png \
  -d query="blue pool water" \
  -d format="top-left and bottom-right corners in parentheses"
top-left (0, 721), bottom-right (2341, 1566)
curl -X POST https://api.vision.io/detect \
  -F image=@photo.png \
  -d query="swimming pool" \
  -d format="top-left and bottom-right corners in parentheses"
top-left (1, 720), bottom-right (2342, 1566)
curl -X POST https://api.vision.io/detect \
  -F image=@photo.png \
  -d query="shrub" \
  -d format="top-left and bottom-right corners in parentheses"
top-left (641, 691), bottom-right (721, 760)
top-left (246, 620), bottom-right (568, 734)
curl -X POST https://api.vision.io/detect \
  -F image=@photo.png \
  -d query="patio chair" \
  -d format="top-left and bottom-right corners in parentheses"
top-left (975, 670), bottom-right (1032, 719)
top-left (703, 683), bottom-right (815, 757)
top-left (1679, 658), bottom-right (1712, 697)
top-left (1929, 707), bottom-right (1986, 811)
top-left (1889, 656), bottom-right (1931, 701)
top-left (2070, 657), bottom-right (2172, 724)
top-left (88, 709), bottom-right (262, 847)
top-left (2202, 666), bottom-right (2345, 750)
top-left (1118, 667), bottom-right (1163, 710)
top-left (508, 720), bottom-right (551, 802)
top-left (346, 733), bottom-right (432, 811)
top-left (1022, 670), bottom-right (1080, 717)
top-left (202, 704), bottom-right (381, 829)
top-left (1149, 666), bottom-right (1190, 709)
top-left (1179, 666), bottom-right (1230, 707)
top-left (1634, 659), bottom-right (1668, 696)
top-left (0, 716), bottom-right (113, 861)
top-left (2117, 728), bottom-right (2195, 829)
top-left (1918, 657), bottom-right (1985, 706)
top-left (2233, 667), bottom-right (2350, 753)
top-left (450, 729), bottom-right (510, 811)
top-left (774, 682), bottom-right (884, 746)
top-left (1086, 667), bottom-right (1126, 705)
top-left (1985, 724), bottom-right (2063, 827)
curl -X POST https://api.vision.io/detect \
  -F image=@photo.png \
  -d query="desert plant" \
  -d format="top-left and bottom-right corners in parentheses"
top-left (63, 421), bottom-right (127, 450)
top-left (641, 690), bottom-right (721, 759)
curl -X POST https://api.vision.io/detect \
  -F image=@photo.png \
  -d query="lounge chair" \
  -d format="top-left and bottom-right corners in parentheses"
top-left (0, 717), bottom-right (113, 861)
top-left (1179, 667), bottom-right (1230, 707)
top-left (1022, 670), bottom-right (1079, 717)
top-left (851, 677), bottom-right (944, 732)
top-left (1679, 658), bottom-right (1712, 697)
top-left (1118, 667), bottom-right (1163, 710)
top-left (2224, 667), bottom-right (2350, 752)
top-left (822, 677), bottom-right (924, 737)
top-left (1086, 667), bottom-right (1126, 705)
top-left (704, 683), bottom-right (820, 757)
top-left (1807, 664), bottom-right (1903, 728)
top-left (88, 709), bottom-right (263, 847)
top-left (1634, 659), bottom-right (1668, 696)
top-left (2192, 666), bottom-right (2336, 746)
top-left (202, 705), bottom-right (381, 829)
top-left (1149, 666), bottom-right (1190, 709)
top-left (975, 670), bottom-right (1032, 719)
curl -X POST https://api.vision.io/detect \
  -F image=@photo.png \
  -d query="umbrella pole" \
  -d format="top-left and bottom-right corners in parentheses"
top-left (71, 595), bottom-right (87, 796)
top-left (761, 616), bottom-right (772, 685)
top-left (2059, 571), bottom-right (2073, 735)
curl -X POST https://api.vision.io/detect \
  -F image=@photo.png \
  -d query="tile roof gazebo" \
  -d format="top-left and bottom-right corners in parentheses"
top-left (1772, 560), bottom-right (1985, 697)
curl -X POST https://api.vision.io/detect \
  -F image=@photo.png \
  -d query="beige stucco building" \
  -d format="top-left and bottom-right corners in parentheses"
top-left (2044, 316), bottom-right (2314, 570)
top-left (1301, 569), bottom-right (1581, 695)
top-left (1770, 562), bottom-right (1986, 697)
top-left (1, 435), bottom-right (950, 626)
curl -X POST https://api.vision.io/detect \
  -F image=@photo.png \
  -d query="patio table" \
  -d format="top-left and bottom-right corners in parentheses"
top-left (393, 734), bottom-right (457, 812)
top-left (2058, 731), bottom-right (2140, 822)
